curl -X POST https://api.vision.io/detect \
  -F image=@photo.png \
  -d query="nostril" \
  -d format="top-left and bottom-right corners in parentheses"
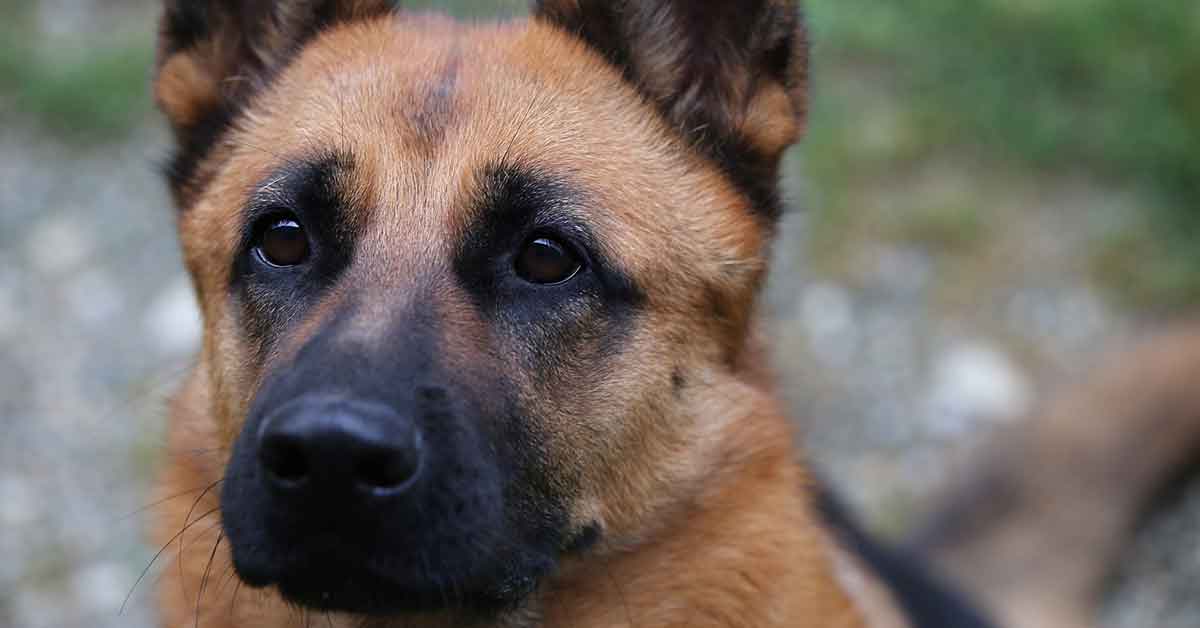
top-left (255, 397), bottom-right (423, 498)
top-left (354, 445), bottom-right (420, 494)
top-left (260, 435), bottom-right (310, 488)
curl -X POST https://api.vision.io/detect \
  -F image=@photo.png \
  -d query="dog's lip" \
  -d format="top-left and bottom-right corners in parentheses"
top-left (233, 542), bottom-right (556, 614)
top-left (269, 558), bottom-right (516, 615)
top-left (236, 550), bottom-right (415, 611)
top-left (273, 569), bottom-right (422, 615)
top-left (232, 543), bottom-right (385, 588)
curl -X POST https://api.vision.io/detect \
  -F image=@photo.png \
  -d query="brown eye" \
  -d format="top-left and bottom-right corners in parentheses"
top-left (255, 216), bottom-right (310, 267)
top-left (515, 236), bottom-right (582, 285)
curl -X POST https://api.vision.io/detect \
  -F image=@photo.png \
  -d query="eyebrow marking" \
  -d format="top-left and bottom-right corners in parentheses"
top-left (257, 172), bottom-right (292, 197)
top-left (453, 164), bottom-right (645, 312)
top-left (410, 49), bottom-right (462, 147)
top-left (230, 153), bottom-right (363, 357)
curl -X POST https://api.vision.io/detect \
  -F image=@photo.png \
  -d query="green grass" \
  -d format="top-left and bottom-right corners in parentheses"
top-left (1, 43), bottom-right (155, 143)
top-left (803, 0), bottom-right (1200, 308)
top-left (895, 204), bottom-right (985, 252)
top-left (0, 0), bottom-right (530, 143)
top-left (0, 6), bottom-right (155, 144)
top-left (0, 1), bottom-right (525, 143)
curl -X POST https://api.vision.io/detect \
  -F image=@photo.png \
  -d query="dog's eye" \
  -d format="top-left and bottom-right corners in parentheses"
top-left (515, 236), bottom-right (582, 285)
top-left (255, 215), bottom-right (310, 268)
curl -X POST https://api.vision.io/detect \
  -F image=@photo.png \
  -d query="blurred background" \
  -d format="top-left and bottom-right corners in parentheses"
top-left (1, 0), bottom-right (1197, 626)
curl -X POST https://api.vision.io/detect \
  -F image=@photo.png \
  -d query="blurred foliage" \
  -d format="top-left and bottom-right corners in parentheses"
top-left (804, 0), bottom-right (1200, 307)
top-left (0, 3), bottom-right (154, 143)
top-left (0, 0), bottom-right (521, 143)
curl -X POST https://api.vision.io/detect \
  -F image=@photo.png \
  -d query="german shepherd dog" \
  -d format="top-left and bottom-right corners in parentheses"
top-left (151, 1), bottom-right (994, 626)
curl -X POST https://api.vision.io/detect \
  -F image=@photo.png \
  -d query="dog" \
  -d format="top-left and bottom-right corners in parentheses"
top-left (149, 1), bottom-right (994, 626)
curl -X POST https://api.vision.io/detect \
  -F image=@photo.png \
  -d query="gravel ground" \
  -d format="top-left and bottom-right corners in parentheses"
top-left (769, 166), bottom-right (1135, 523)
top-left (1104, 480), bottom-right (1200, 627)
top-left (0, 123), bottom-right (193, 628)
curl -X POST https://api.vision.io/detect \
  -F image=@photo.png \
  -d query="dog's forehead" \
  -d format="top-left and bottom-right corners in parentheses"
top-left (211, 14), bottom-right (760, 283)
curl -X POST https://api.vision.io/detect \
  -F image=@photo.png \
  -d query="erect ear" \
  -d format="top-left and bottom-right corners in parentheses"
top-left (533, 0), bottom-right (808, 220)
top-left (154, 0), bottom-right (397, 200)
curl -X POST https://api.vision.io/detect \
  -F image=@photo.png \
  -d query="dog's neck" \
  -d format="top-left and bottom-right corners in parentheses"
top-left (534, 407), bottom-right (868, 628)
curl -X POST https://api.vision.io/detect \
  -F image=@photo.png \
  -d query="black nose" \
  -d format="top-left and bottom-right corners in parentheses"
top-left (257, 396), bottom-right (423, 498)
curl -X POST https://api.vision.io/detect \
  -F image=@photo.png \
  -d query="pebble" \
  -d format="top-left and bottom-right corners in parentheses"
top-left (800, 281), bottom-right (859, 367)
top-left (0, 475), bottom-right (40, 527)
top-left (72, 561), bottom-right (129, 614)
top-left (144, 275), bottom-right (203, 358)
top-left (926, 342), bottom-right (1031, 437)
top-left (26, 216), bottom-right (93, 276)
top-left (63, 268), bottom-right (125, 327)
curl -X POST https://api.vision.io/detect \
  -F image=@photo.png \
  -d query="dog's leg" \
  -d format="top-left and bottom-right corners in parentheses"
top-left (914, 324), bottom-right (1200, 628)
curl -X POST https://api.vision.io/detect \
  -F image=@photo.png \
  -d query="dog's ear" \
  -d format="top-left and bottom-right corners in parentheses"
top-left (533, 0), bottom-right (808, 218)
top-left (154, 0), bottom-right (397, 198)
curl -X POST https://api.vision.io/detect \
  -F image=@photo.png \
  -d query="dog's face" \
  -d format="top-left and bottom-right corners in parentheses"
top-left (155, 0), bottom-right (806, 620)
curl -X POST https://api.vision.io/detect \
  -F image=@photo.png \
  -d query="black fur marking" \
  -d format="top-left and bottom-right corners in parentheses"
top-left (814, 484), bottom-right (998, 628)
top-left (671, 368), bottom-right (687, 396)
top-left (222, 297), bottom-right (563, 615)
top-left (161, 1), bottom-right (212, 56)
top-left (229, 153), bottom-right (360, 357)
top-left (705, 136), bottom-right (785, 226)
top-left (301, 0), bottom-right (398, 50)
top-left (453, 164), bottom-right (645, 338)
top-left (162, 100), bottom-right (239, 206)
top-left (536, 0), bottom-right (635, 84)
top-left (411, 52), bottom-right (462, 147)
top-left (162, 1), bottom-right (401, 57)
top-left (563, 524), bottom-right (602, 556)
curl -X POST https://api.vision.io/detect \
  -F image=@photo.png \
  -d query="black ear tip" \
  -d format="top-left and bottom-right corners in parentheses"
top-left (762, 5), bottom-right (809, 84)
top-left (161, 2), bottom-right (214, 56)
top-left (155, 0), bottom-right (403, 206)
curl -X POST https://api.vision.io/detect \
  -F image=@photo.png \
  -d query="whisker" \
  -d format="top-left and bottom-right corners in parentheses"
top-left (116, 484), bottom-right (215, 522)
top-left (226, 137), bottom-right (287, 163)
top-left (227, 578), bottom-right (244, 621)
top-left (216, 565), bottom-right (240, 599)
top-left (121, 506), bottom-right (220, 615)
top-left (602, 548), bottom-right (637, 628)
top-left (179, 478), bottom-right (225, 602)
top-left (194, 530), bottom-right (226, 628)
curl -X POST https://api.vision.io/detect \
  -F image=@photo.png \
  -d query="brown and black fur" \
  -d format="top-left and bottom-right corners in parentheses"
top-left (149, 2), bottom-right (991, 627)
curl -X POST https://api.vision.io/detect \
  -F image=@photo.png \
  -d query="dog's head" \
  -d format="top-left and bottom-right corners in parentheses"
top-left (155, 0), bottom-right (807, 619)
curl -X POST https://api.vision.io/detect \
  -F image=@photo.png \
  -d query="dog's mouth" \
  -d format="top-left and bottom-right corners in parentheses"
top-left (221, 481), bottom-right (562, 616)
top-left (230, 522), bottom-right (604, 615)
top-left (249, 549), bottom-right (548, 615)
top-left (271, 563), bottom-right (431, 615)
top-left (229, 529), bottom-right (557, 616)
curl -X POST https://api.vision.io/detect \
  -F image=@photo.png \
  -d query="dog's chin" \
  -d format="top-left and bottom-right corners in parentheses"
top-left (232, 547), bottom-right (551, 617)
top-left (274, 572), bottom-right (499, 616)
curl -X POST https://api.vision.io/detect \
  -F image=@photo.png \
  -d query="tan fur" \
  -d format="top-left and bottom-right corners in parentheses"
top-left (153, 9), bottom-right (884, 628)
top-left (155, 53), bottom-right (219, 129)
